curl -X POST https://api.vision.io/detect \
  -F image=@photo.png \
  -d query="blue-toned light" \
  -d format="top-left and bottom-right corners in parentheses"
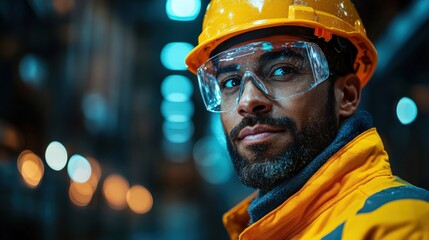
top-left (161, 42), bottom-right (194, 70)
top-left (396, 97), bottom-right (418, 125)
top-left (161, 75), bottom-right (194, 102)
top-left (82, 93), bottom-right (108, 133)
top-left (166, 0), bottom-right (201, 21)
top-left (163, 121), bottom-right (194, 143)
top-left (27, 0), bottom-right (52, 17)
top-left (209, 113), bottom-right (227, 146)
top-left (375, 0), bottom-right (429, 75)
top-left (193, 137), bottom-right (232, 184)
top-left (67, 154), bottom-right (92, 183)
top-left (162, 140), bottom-right (192, 163)
top-left (19, 54), bottom-right (47, 87)
top-left (82, 93), bottom-right (107, 122)
top-left (45, 141), bottom-right (68, 171)
top-left (161, 100), bottom-right (194, 122)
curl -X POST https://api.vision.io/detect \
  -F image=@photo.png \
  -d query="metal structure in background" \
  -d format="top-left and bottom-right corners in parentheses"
top-left (0, 0), bottom-right (428, 239)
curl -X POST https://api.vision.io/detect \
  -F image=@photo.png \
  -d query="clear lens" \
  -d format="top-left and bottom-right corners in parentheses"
top-left (197, 41), bottom-right (330, 112)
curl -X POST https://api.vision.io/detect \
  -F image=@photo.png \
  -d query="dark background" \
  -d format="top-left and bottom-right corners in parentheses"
top-left (0, 0), bottom-right (428, 239)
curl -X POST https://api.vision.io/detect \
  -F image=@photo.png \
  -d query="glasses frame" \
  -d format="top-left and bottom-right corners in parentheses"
top-left (197, 41), bottom-right (330, 113)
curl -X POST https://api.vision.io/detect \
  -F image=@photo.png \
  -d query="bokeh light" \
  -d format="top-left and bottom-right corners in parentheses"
top-left (103, 174), bottom-right (129, 210)
top-left (163, 121), bottom-right (194, 143)
top-left (86, 157), bottom-right (102, 191)
top-left (166, 0), bottom-right (201, 21)
top-left (161, 100), bottom-right (194, 123)
top-left (52, 0), bottom-right (75, 15)
top-left (82, 93), bottom-right (108, 134)
top-left (126, 185), bottom-right (153, 214)
top-left (193, 137), bottom-right (232, 184)
top-left (160, 42), bottom-right (193, 70)
top-left (162, 140), bottom-right (193, 163)
top-left (69, 180), bottom-right (94, 207)
top-left (45, 141), bottom-right (68, 171)
top-left (67, 154), bottom-right (92, 183)
top-left (17, 150), bottom-right (45, 188)
top-left (161, 75), bottom-right (194, 102)
top-left (69, 157), bottom-right (101, 207)
top-left (19, 53), bottom-right (47, 87)
top-left (396, 97), bottom-right (418, 125)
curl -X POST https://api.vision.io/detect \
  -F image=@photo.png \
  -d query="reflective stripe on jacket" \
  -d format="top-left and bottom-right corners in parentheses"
top-left (223, 128), bottom-right (429, 239)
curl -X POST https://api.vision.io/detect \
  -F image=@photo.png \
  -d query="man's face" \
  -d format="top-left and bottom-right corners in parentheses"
top-left (219, 36), bottom-right (340, 191)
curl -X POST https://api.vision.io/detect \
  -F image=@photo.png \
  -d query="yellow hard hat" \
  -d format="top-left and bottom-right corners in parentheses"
top-left (185, 0), bottom-right (378, 87)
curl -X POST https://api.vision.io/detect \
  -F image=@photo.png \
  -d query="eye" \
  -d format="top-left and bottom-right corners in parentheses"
top-left (272, 66), bottom-right (296, 76)
top-left (222, 77), bottom-right (241, 89)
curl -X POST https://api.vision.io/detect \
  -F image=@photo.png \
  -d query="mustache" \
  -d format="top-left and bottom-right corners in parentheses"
top-left (229, 116), bottom-right (297, 140)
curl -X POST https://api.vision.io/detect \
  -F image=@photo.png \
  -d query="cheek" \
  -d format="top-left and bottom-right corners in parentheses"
top-left (220, 112), bottom-right (241, 135)
top-left (276, 87), bottom-right (331, 130)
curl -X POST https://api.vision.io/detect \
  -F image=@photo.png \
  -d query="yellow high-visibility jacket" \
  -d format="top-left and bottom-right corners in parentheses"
top-left (223, 128), bottom-right (429, 239)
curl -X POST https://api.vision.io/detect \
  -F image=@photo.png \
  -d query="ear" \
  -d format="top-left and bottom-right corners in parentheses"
top-left (334, 73), bottom-right (361, 119)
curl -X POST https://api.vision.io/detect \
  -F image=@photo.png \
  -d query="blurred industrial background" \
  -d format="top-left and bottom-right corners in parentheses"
top-left (0, 0), bottom-right (428, 239)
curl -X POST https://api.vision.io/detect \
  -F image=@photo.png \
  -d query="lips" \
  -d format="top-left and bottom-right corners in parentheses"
top-left (238, 125), bottom-right (284, 141)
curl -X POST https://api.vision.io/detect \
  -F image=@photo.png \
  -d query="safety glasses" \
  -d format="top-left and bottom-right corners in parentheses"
top-left (196, 41), bottom-right (330, 112)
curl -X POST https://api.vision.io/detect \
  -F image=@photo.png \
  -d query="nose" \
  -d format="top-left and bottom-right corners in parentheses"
top-left (236, 80), bottom-right (273, 117)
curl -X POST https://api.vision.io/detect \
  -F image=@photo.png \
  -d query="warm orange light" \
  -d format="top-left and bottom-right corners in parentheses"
top-left (69, 156), bottom-right (102, 207)
top-left (87, 157), bottom-right (101, 181)
top-left (126, 185), bottom-right (153, 214)
top-left (17, 150), bottom-right (44, 188)
top-left (69, 181), bottom-right (94, 207)
top-left (103, 174), bottom-right (129, 210)
top-left (21, 160), bottom-right (42, 187)
top-left (86, 157), bottom-right (102, 191)
top-left (17, 150), bottom-right (32, 173)
top-left (52, 0), bottom-right (75, 15)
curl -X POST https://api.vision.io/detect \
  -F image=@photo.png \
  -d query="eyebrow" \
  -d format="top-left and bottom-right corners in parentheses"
top-left (215, 64), bottom-right (241, 77)
top-left (214, 48), bottom-right (306, 77)
top-left (257, 49), bottom-right (305, 67)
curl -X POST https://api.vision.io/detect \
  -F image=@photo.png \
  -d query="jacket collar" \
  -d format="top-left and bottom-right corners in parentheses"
top-left (223, 113), bottom-right (391, 239)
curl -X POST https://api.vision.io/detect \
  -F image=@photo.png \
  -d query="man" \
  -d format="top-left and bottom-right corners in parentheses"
top-left (186, 0), bottom-right (429, 239)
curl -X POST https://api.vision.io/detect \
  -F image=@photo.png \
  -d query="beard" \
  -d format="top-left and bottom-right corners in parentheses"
top-left (225, 85), bottom-right (338, 191)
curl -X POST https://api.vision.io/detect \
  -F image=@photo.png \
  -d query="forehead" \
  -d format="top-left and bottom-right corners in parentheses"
top-left (222, 35), bottom-right (310, 53)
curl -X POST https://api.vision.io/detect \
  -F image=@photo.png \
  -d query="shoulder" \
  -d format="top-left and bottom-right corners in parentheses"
top-left (323, 185), bottom-right (429, 240)
top-left (357, 185), bottom-right (429, 214)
